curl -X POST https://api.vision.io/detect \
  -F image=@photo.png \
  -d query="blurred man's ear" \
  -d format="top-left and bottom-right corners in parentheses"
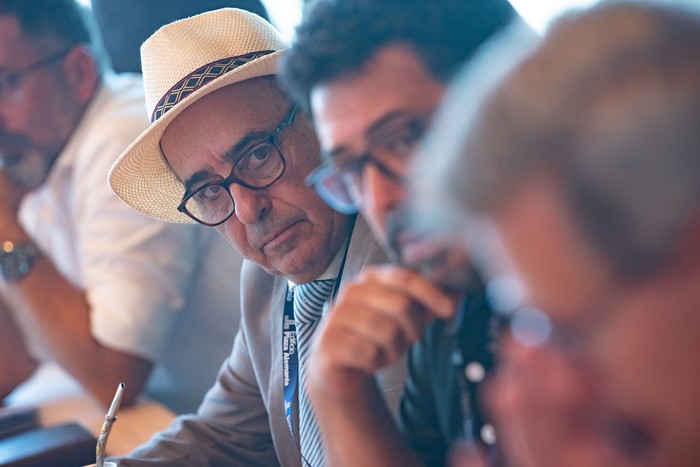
top-left (61, 44), bottom-right (99, 103)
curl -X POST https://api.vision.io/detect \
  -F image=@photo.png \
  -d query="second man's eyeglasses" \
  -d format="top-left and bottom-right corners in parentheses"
top-left (306, 111), bottom-right (432, 214)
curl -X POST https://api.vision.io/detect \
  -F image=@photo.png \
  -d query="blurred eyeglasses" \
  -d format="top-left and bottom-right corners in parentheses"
top-left (0, 48), bottom-right (70, 102)
top-left (485, 273), bottom-right (625, 359)
top-left (177, 103), bottom-right (299, 226)
top-left (306, 111), bottom-right (432, 214)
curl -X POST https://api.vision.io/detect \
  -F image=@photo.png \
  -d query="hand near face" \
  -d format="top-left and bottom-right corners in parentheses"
top-left (487, 337), bottom-right (659, 467)
top-left (308, 264), bottom-right (458, 402)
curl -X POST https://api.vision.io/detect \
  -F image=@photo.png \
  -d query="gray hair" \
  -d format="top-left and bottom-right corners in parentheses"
top-left (417, 1), bottom-right (700, 278)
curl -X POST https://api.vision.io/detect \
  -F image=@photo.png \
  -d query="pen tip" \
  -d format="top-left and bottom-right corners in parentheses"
top-left (119, 382), bottom-right (125, 388)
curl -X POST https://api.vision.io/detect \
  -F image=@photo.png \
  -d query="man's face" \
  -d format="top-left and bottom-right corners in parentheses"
top-left (0, 16), bottom-right (80, 188)
top-left (490, 174), bottom-right (700, 465)
top-left (161, 77), bottom-right (348, 284)
top-left (311, 45), bottom-right (469, 287)
top-left (310, 44), bottom-right (469, 287)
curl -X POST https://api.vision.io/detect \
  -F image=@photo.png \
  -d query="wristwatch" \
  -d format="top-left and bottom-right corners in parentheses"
top-left (0, 240), bottom-right (41, 282)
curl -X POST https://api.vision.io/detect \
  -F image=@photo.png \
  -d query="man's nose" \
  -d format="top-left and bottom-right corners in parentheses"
top-left (229, 183), bottom-right (271, 225)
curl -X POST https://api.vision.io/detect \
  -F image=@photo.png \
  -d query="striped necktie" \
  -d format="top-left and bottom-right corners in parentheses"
top-left (293, 279), bottom-right (336, 467)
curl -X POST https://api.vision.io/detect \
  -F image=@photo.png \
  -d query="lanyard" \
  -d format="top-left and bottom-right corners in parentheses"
top-left (282, 286), bottom-right (299, 435)
top-left (282, 215), bottom-right (356, 437)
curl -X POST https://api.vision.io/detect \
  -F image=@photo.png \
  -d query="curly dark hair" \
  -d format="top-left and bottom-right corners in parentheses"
top-left (280, 0), bottom-right (517, 112)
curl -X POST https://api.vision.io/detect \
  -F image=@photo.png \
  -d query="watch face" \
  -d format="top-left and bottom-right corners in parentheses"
top-left (0, 241), bottom-right (40, 281)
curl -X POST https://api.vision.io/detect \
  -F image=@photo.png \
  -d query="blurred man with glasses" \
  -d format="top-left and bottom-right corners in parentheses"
top-left (280, 0), bottom-right (519, 465)
top-left (107, 8), bottom-right (405, 465)
top-left (0, 0), bottom-right (243, 414)
top-left (412, 1), bottom-right (700, 465)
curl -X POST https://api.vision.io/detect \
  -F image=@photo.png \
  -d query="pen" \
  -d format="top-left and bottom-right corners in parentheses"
top-left (96, 383), bottom-right (124, 467)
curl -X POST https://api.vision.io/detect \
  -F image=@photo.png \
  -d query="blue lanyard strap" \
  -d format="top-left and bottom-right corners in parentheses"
top-left (282, 286), bottom-right (298, 436)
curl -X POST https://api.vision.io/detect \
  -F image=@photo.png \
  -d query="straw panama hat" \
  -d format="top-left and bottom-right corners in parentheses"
top-left (108, 8), bottom-right (287, 223)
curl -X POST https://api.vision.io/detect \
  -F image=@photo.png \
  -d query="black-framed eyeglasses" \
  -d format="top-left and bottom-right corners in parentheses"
top-left (177, 103), bottom-right (299, 226)
top-left (0, 48), bottom-right (71, 99)
top-left (305, 112), bottom-right (432, 214)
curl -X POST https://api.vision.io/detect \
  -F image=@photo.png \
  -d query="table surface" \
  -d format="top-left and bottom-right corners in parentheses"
top-left (3, 362), bottom-right (175, 456)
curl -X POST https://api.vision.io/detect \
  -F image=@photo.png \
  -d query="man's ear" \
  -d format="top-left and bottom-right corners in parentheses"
top-left (61, 44), bottom-right (99, 103)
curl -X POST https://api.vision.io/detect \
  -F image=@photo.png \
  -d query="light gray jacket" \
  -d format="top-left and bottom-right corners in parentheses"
top-left (115, 217), bottom-right (406, 466)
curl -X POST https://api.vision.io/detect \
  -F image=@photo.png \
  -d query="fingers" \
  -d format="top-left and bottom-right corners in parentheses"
top-left (347, 264), bottom-right (458, 319)
top-left (335, 264), bottom-right (457, 349)
top-left (336, 279), bottom-right (426, 345)
top-left (313, 316), bottom-right (403, 374)
top-left (309, 264), bottom-right (459, 398)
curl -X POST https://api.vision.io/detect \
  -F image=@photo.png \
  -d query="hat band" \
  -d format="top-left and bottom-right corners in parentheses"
top-left (151, 50), bottom-right (276, 123)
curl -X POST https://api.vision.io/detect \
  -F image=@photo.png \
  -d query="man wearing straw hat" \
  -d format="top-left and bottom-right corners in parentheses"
top-left (108, 8), bottom-right (406, 466)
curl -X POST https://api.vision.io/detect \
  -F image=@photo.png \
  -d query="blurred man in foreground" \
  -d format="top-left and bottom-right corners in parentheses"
top-left (281, 0), bottom-right (519, 464)
top-left (414, 1), bottom-right (700, 465)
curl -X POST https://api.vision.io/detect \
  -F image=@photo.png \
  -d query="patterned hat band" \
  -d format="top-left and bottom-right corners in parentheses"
top-left (150, 49), bottom-right (275, 123)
